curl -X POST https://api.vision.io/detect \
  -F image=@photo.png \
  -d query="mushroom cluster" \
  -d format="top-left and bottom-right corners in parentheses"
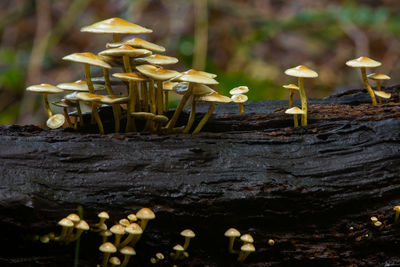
top-left (224, 228), bottom-right (255, 262)
top-left (229, 86), bottom-right (249, 114)
top-left (25, 17), bottom-right (232, 135)
top-left (170, 229), bottom-right (196, 261)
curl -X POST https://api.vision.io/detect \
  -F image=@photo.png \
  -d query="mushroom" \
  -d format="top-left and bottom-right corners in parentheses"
top-left (107, 37), bottom-right (165, 53)
top-left (192, 92), bottom-right (232, 134)
top-left (284, 65), bottom-right (318, 126)
top-left (68, 220), bottom-right (89, 243)
top-left (370, 216), bottom-right (378, 223)
top-left (394, 205), bottom-right (400, 223)
top-left (374, 90), bottom-right (391, 103)
top-left (134, 54), bottom-right (178, 66)
top-left (95, 211), bottom-right (110, 228)
top-left (180, 229), bottom-right (195, 250)
top-left (136, 207), bottom-right (155, 231)
top-left (109, 256), bottom-right (121, 266)
top-left (268, 239), bottom-right (275, 246)
top-left (285, 106), bottom-right (305, 127)
top-left (62, 52), bottom-right (112, 134)
top-left (120, 246), bottom-right (136, 267)
top-left (119, 223), bottom-right (143, 248)
top-left (171, 244), bottom-right (185, 260)
top-left (80, 17), bottom-right (152, 42)
top-left (54, 218), bottom-right (74, 242)
top-left (346, 56), bottom-right (381, 105)
top-left (181, 69), bottom-right (217, 79)
top-left (166, 70), bottom-right (219, 131)
top-left (26, 84), bottom-right (63, 118)
top-left (51, 101), bottom-right (74, 128)
top-left (282, 84), bottom-right (299, 108)
top-left (224, 228), bottom-right (241, 254)
top-left (99, 242), bottom-right (117, 267)
top-left (110, 224), bottom-right (125, 247)
top-left (231, 94), bottom-right (248, 114)
top-left (237, 243), bottom-right (255, 262)
top-left (160, 81), bottom-right (178, 112)
top-left (46, 114), bottom-right (66, 129)
top-left (64, 92), bottom-right (85, 128)
top-left (240, 234), bottom-right (254, 245)
top-left (119, 219), bottom-right (130, 227)
top-left (127, 213), bottom-right (137, 223)
top-left (367, 73), bottom-right (391, 104)
top-left (100, 230), bottom-right (112, 243)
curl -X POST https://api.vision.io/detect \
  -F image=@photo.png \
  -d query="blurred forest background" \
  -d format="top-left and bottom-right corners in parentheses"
top-left (0, 0), bottom-right (400, 125)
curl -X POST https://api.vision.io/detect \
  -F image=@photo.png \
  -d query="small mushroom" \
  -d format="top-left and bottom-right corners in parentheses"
top-left (240, 234), bottom-right (254, 245)
top-left (394, 205), bottom-right (400, 223)
top-left (282, 84), bottom-right (299, 108)
top-left (134, 54), bottom-right (178, 66)
top-left (46, 114), bottom-right (66, 129)
top-left (171, 244), bottom-right (185, 260)
top-left (268, 239), bottom-right (275, 246)
top-left (95, 211), bottom-right (110, 228)
top-left (224, 228), bottom-right (241, 254)
top-left (127, 214), bottom-right (137, 223)
top-left (231, 94), bottom-right (248, 114)
top-left (120, 246), bottom-right (136, 267)
top-left (370, 216), bottom-right (378, 223)
top-left (367, 73), bottom-right (391, 104)
top-left (109, 256), bottom-right (121, 266)
top-left (119, 223), bottom-right (143, 248)
top-left (51, 101), bottom-right (74, 128)
top-left (26, 84), bottom-right (63, 118)
top-left (110, 224), bottom-right (125, 247)
top-left (346, 56), bottom-right (381, 105)
top-left (54, 218), bottom-right (74, 242)
top-left (106, 37), bottom-right (165, 53)
top-left (285, 106), bottom-right (305, 127)
top-left (119, 219), bottom-right (130, 227)
top-left (100, 230), bottom-right (112, 243)
top-left (68, 220), bottom-right (89, 243)
top-left (374, 221), bottom-right (383, 227)
top-left (136, 208), bottom-right (155, 231)
top-left (180, 229), bottom-right (195, 250)
top-left (99, 242), bottom-right (117, 267)
top-left (237, 243), bottom-right (255, 262)
top-left (373, 90), bottom-right (391, 103)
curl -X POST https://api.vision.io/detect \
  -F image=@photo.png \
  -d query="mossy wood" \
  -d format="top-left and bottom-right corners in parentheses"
top-left (1, 87), bottom-right (400, 266)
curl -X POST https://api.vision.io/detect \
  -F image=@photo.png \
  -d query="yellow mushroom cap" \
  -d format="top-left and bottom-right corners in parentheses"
top-left (136, 64), bottom-right (180, 81)
top-left (125, 223), bottom-right (143, 235)
top-left (173, 244), bottom-right (184, 252)
top-left (76, 220), bottom-right (90, 231)
top-left (63, 52), bottom-right (111, 69)
top-left (161, 81), bottom-right (179, 91)
top-left (119, 219), bottom-right (130, 227)
top-left (76, 92), bottom-right (103, 102)
top-left (98, 211), bottom-right (110, 220)
top-left (173, 83), bottom-right (215, 95)
top-left (127, 214), bottom-right (137, 222)
top-left (131, 112), bottom-right (156, 120)
top-left (156, 253), bottom-right (164, 260)
top-left (98, 223), bottom-right (108, 231)
top-left (100, 230), bottom-right (112, 238)
top-left (135, 54), bottom-right (178, 65)
top-left (284, 65), bottom-right (318, 78)
top-left (240, 243), bottom-right (255, 252)
top-left (120, 246), bottom-right (136, 256)
top-left (109, 257), bottom-right (121, 265)
top-left (268, 239), bottom-right (275, 246)
top-left (367, 73), bottom-right (391, 80)
top-left (196, 92), bottom-right (232, 103)
top-left (230, 86), bottom-right (249, 95)
top-left (47, 114), bottom-right (65, 129)
top-left (182, 69), bottom-right (217, 79)
top-left (112, 72), bottom-right (146, 82)
top-left (374, 90), bottom-right (391, 99)
top-left (110, 224), bottom-right (125, 235)
top-left (136, 208), bottom-right (156, 220)
top-left (99, 45), bottom-right (152, 58)
top-left (175, 72), bottom-right (219, 85)
top-left (224, 228), bottom-right (241, 237)
top-left (67, 213), bottom-right (80, 224)
top-left (180, 229), bottom-right (195, 238)
top-left (99, 242), bottom-right (117, 253)
top-left (26, 83), bottom-right (64, 94)
top-left (394, 206), bottom-right (400, 212)
top-left (81, 17), bottom-right (152, 34)
top-left (370, 216), bottom-right (378, 223)
top-left (346, 56), bottom-right (381, 68)
top-left (58, 218), bottom-right (74, 228)
top-left (285, 106), bottom-right (305, 115)
top-left (99, 95), bottom-right (130, 105)
top-left (57, 80), bottom-right (105, 92)
top-left (231, 94), bottom-right (248, 103)
top-left (240, 234), bottom-right (254, 243)
top-left (374, 221), bottom-right (382, 227)
top-left (52, 100), bottom-right (71, 108)
top-left (107, 37), bottom-right (165, 52)
top-left (283, 84), bottom-right (299, 90)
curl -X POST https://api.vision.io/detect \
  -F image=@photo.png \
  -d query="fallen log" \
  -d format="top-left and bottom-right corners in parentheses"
top-left (1, 86), bottom-right (400, 266)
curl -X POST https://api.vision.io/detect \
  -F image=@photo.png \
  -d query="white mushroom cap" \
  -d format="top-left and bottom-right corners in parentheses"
top-left (127, 214), bottom-right (137, 222)
top-left (81, 18), bottom-right (152, 34)
top-left (284, 65), bottom-right (318, 78)
top-left (367, 73), bottom-right (391, 80)
top-left (99, 45), bottom-right (152, 58)
top-left (370, 216), bottom-right (378, 223)
top-left (240, 243), bottom-right (255, 252)
top-left (136, 64), bottom-right (180, 81)
top-left (98, 211), bottom-right (110, 219)
top-left (47, 114), bottom-right (65, 129)
top-left (119, 219), bottom-right (130, 227)
top-left (173, 244), bottom-right (184, 252)
top-left (63, 52), bottom-right (111, 69)
top-left (346, 56), bottom-right (381, 68)
top-left (285, 106), bottom-right (305, 115)
top-left (99, 242), bottom-right (117, 253)
top-left (224, 228), bottom-right (241, 237)
top-left (283, 84), bottom-right (299, 90)
top-left (231, 94), bottom-right (248, 103)
top-left (373, 90), bottom-right (391, 99)
top-left (76, 220), bottom-right (90, 231)
top-left (106, 37), bottom-right (165, 52)
top-left (26, 84), bottom-right (64, 94)
top-left (134, 54), bottom-right (178, 65)
top-left (230, 86), bottom-right (249, 95)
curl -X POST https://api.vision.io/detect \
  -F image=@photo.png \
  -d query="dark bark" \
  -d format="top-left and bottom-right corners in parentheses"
top-left (1, 86), bottom-right (400, 266)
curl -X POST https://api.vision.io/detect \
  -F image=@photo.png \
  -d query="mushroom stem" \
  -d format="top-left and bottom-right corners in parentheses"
top-left (395, 209), bottom-right (400, 223)
top-left (183, 99), bottom-right (196, 133)
top-left (156, 80), bottom-right (164, 115)
top-left (76, 101), bottom-right (84, 127)
top-left (113, 33), bottom-right (121, 43)
top-left (238, 103), bottom-right (244, 114)
top-left (192, 102), bottom-right (216, 134)
top-left (164, 91), bottom-right (169, 113)
top-left (183, 238), bottom-right (191, 251)
top-left (101, 253), bottom-right (111, 267)
top-left (84, 64), bottom-right (104, 134)
top-left (298, 77), bottom-right (307, 126)
top-left (43, 93), bottom-right (53, 118)
top-left (376, 80), bottom-right (382, 104)
top-left (120, 255), bottom-right (132, 267)
top-left (63, 107), bottom-right (73, 128)
top-left (149, 80), bottom-right (156, 114)
top-left (125, 81), bottom-right (137, 132)
top-left (293, 114), bottom-right (299, 127)
top-left (361, 67), bottom-right (377, 105)
top-left (166, 83), bottom-right (193, 130)
top-left (103, 68), bottom-right (120, 132)
top-left (237, 251), bottom-right (251, 262)
top-left (227, 237), bottom-right (237, 254)
top-left (141, 81), bottom-right (148, 112)
top-left (289, 90), bottom-right (294, 108)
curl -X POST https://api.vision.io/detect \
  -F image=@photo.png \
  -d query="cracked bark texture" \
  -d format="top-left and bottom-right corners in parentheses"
top-left (0, 86), bottom-right (400, 266)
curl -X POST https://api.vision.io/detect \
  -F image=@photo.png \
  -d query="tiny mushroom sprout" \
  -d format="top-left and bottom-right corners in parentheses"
top-left (46, 114), bottom-right (66, 129)
top-left (367, 73), bottom-right (391, 104)
top-left (346, 56), bottom-right (381, 105)
top-left (110, 224), bottom-right (125, 247)
top-left (99, 242), bottom-right (117, 267)
top-left (237, 243), bottom-right (255, 262)
top-left (26, 84), bottom-right (63, 118)
top-left (284, 65), bottom-right (318, 126)
top-left (171, 244), bottom-right (185, 260)
top-left (285, 106), bottom-right (305, 127)
top-left (136, 207), bottom-right (156, 231)
top-left (120, 246), bottom-right (136, 267)
top-left (109, 256), bottom-right (121, 266)
top-left (394, 205), bottom-right (400, 223)
top-left (282, 83), bottom-right (299, 108)
top-left (224, 228), bottom-right (241, 254)
top-left (231, 94), bottom-right (248, 114)
top-left (192, 92), bottom-right (232, 134)
top-left (181, 229), bottom-right (196, 250)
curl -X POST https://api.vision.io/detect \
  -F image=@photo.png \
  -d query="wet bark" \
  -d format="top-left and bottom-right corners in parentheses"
top-left (0, 86), bottom-right (400, 266)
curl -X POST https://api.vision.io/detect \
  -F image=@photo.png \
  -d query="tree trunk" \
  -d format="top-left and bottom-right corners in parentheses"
top-left (1, 87), bottom-right (400, 266)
